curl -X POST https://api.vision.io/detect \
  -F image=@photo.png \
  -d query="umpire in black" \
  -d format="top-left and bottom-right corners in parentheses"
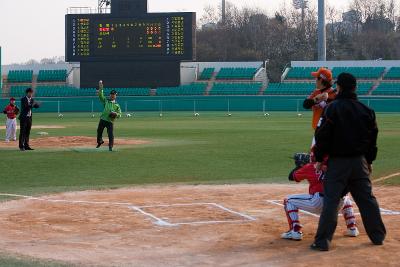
top-left (19, 88), bottom-right (40, 151)
top-left (311, 73), bottom-right (386, 251)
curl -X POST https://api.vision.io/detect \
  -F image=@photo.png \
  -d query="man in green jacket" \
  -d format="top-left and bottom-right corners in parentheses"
top-left (96, 80), bottom-right (122, 151)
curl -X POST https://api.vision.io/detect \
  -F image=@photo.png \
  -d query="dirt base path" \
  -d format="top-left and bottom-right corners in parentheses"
top-left (0, 136), bottom-right (150, 149)
top-left (0, 184), bottom-right (399, 267)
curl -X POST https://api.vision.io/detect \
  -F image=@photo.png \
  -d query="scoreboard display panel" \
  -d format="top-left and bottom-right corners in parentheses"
top-left (65, 13), bottom-right (195, 62)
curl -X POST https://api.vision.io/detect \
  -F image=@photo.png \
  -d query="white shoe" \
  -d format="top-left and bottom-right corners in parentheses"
top-left (281, 230), bottom-right (303, 240)
top-left (5, 140), bottom-right (10, 143)
top-left (345, 227), bottom-right (359, 237)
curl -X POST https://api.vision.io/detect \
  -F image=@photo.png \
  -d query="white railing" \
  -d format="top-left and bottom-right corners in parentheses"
top-left (67, 7), bottom-right (111, 14)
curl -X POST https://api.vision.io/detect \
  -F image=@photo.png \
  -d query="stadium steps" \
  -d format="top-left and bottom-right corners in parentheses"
top-left (368, 84), bottom-right (380, 95)
top-left (150, 89), bottom-right (157, 96)
top-left (205, 75), bottom-right (217, 96)
top-left (368, 70), bottom-right (390, 95)
top-left (258, 85), bottom-right (268, 95)
top-left (32, 75), bottom-right (38, 91)
top-left (1, 84), bottom-right (10, 98)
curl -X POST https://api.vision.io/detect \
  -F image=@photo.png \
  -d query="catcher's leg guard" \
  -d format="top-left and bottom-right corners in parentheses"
top-left (342, 196), bottom-right (357, 229)
top-left (284, 198), bottom-right (301, 232)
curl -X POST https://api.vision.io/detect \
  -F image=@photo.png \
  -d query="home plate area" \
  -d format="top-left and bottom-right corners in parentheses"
top-left (0, 184), bottom-right (399, 267)
top-left (131, 203), bottom-right (256, 226)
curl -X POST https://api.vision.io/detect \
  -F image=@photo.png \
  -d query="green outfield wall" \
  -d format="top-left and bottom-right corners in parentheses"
top-left (1, 96), bottom-right (399, 113)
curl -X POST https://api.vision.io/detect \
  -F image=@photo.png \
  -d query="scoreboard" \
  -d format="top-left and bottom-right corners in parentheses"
top-left (65, 13), bottom-right (195, 62)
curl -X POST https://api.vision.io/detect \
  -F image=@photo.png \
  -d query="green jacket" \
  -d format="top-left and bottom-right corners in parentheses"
top-left (98, 89), bottom-right (122, 123)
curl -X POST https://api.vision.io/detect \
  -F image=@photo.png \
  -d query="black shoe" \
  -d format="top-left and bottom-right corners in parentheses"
top-left (20, 148), bottom-right (25, 151)
top-left (96, 141), bottom-right (105, 148)
top-left (373, 241), bottom-right (383, 246)
top-left (310, 243), bottom-right (329, 251)
top-left (25, 147), bottom-right (34, 151)
top-left (109, 147), bottom-right (113, 152)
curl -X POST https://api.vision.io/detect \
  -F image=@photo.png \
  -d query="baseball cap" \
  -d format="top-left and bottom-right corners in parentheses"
top-left (10, 97), bottom-right (15, 101)
top-left (336, 73), bottom-right (357, 92)
top-left (110, 90), bottom-right (118, 95)
top-left (26, 88), bottom-right (33, 93)
top-left (311, 68), bottom-right (333, 82)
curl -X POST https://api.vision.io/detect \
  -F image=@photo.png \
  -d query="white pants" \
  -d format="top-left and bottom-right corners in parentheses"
top-left (5, 118), bottom-right (17, 141)
top-left (284, 193), bottom-right (356, 231)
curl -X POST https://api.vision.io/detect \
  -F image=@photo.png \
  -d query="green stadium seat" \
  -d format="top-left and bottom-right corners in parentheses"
top-left (372, 82), bottom-right (400, 95)
top-left (37, 70), bottom-right (68, 82)
top-left (9, 86), bottom-right (29, 98)
top-left (199, 68), bottom-right (215, 80)
top-left (285, 67), bottom-right (319, 80)
top-left (156, 83), bottom-right (207, 96)
top-left (7, 70), bottom-right (33, 83)
top-left (209, 83), bottom-right (262, 95)
top-left (384, 67), bottom-right (400, 80)
top-left (264, 83), bottom-right (315, 95)
top-left (356, 83), bottom-right (373, 95)
top-left (332, 67), bottom-right (385, 79)
top-left (35, 86), bottom-right (80, 97)
top-left (216, 68), bottom-right (258, 80)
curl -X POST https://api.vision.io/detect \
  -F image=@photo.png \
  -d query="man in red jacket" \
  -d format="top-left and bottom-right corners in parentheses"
top-left (3, 97), bottom-right (19, 142)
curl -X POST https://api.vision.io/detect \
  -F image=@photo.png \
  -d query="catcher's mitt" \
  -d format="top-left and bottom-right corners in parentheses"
top-left (293, 153), bottom-right (311, 167)
top-left (109, 112), bottom-right (118, 119)
top-left (33, 103), bottom-right (40, 108)
top-left (14, 107), bottom-right (20, 115)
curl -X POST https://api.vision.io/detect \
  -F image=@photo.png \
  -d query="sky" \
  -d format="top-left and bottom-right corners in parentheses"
top-left (0, 0), bottom-right (351, 64)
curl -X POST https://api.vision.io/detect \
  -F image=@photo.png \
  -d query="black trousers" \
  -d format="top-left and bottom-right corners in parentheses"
top-left (19, 117), bottom-right (32, 149)
top-left (314, 156), bottom-right (386, 248)
top-left (97, 119), bottom-right (114, 148)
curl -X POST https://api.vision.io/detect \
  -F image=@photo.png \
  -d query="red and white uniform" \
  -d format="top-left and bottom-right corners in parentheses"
top-left (3, 104), bottom-right (18, 141)
top-left (284, 163), bottom-right (356, 232)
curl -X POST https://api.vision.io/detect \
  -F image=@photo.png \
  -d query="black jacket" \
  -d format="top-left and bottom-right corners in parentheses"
top-left (314, 91), bottom-right (378, 164)
top-left (19, 96), bottom-right (38, 120)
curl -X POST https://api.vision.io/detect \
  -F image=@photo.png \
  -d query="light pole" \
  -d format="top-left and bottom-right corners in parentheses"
top-left (318, 0), bottom-right (326, 61)
top-left (222, 0), bottom-right (226, 25)
top-left (292, 0), bottom-right (308, 25)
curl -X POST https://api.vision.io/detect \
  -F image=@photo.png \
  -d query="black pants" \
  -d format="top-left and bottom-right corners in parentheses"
top-left (19, 117), bottom-right (32, 149)
top-left (314, 156), bottom-right (386, 248)
top-left (97, 119), bottom-right (114, 148)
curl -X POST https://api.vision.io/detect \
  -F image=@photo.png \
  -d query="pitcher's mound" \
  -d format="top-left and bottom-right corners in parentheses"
top-left (0, 136), bottom-right (150, 149)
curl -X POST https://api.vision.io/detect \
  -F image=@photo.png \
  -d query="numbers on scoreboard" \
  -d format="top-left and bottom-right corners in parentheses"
top-left (72, 18), bottom-right (90, 57)
top-left (66, 13), bottom-right (194, 61)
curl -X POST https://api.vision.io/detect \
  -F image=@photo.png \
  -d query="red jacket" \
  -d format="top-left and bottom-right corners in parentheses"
top-left (3, 104), bottom-right (18, 119)
top-left (291, 163), bottom-right (325, 195)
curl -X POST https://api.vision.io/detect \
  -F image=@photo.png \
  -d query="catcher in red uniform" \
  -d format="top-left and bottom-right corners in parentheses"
top-left (281, 153), bottom-right (359, 240)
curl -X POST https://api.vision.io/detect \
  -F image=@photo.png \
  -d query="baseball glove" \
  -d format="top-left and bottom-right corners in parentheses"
top-left (294, 153), bottom-right (311, 167)
top-left (14, 107), bottom-right (20, 115)
top-left (109, 112), bottom-right (118, 119)
top-left (33, 103), bottom-right (40, 108)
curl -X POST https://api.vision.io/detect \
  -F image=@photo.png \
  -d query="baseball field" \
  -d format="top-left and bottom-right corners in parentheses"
top-left (0, 111), bottom-right (399, 266)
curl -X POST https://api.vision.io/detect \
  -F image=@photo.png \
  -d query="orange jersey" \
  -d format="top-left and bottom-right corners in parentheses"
top-left (308, 88), bottom-right (336, 130)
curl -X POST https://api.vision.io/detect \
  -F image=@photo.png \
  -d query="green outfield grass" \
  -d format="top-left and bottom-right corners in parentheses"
top-left (0, 111), bottom-right (399, 266)
top-left (0, 112), bottom-right (399, 197)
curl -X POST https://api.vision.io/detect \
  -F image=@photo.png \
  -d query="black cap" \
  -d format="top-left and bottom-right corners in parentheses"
top-left (26, 88), bottom-right (33, 93)
top-left (336, 73), bottom-right (357, 92)
top-left (110, 90), bottom-right (118, 95)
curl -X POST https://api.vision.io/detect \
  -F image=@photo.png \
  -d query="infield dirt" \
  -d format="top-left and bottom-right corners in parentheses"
top-left (0, 184), bottom-right (398, 267)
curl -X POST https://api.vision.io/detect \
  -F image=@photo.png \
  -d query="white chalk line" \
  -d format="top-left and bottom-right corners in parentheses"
top-left (134, 203), bottom-right (256, 226)
top-left (0, 193), bottom-right (256, 227)
top-left (373, 172), bottom-right (400, 183)
top-left (266, 200), bottom-right (400, 216)
top-left (128, 206), bottom-right (174, 227)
